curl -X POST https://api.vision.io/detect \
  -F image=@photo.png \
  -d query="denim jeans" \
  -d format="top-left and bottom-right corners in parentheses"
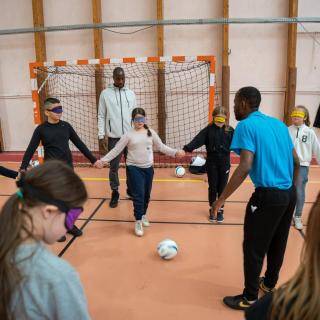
top-left (127, 165), bottom-right (154, 220)
top-left (295, 166), bottom-right (309, 217)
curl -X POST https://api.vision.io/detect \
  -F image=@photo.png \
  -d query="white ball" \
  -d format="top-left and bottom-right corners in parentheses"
top-left (30, 160), bottom-right (40, 168)
top-left (157, 239), bottom-right (178, 260)
top-left (175, 166), bottom-right (185, 178)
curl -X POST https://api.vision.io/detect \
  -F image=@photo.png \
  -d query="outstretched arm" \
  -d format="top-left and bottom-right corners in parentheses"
top-left (69, 124), bottom-right (97, 164)
top-left (183, 127), bottom-right (207, 153)
top-left (152, 131), bottom-right (184, 157)
top-left (0, 166), bottom-right (18, 179)
top-left (212, 149), bottom-right (253, 214)
top-left (20, 127), bottom-right (41, 170)
top-left (101, 134), bottom-right (129, 163)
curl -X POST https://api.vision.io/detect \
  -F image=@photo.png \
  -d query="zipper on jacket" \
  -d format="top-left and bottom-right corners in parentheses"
top-left (119, 88), bottom-right (124, 134)
top-left (296, 128), bottom-right (299, 138)
top-left (124, 91), bottom-right (130, 108)
top-left (109, 119), bottom-right (112, 132)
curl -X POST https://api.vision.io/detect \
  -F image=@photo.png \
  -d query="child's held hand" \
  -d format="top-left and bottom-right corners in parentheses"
top-left (94, 160), bottom-right (104, 169)
top-left (176, 150), bottom-right (185, 158)
top-left (16, 169), bottom-right (26, 181)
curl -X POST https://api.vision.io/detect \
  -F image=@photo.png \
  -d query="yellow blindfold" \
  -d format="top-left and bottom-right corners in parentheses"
top-left (214, 116), bottom-right (226, 123)
top-left (291, 111), bottom-right (305, 119)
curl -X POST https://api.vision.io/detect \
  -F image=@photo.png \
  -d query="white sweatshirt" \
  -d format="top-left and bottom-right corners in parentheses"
top-left (101, 128), bottom-right (177, 168)
top-left (98, 84), bottom-right (136, 139)
top-left (289, 124), bottom-right (320, 166)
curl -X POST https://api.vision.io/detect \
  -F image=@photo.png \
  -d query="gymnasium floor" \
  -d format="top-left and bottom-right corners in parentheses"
top-left (1, 163), bottom-right (319, 320)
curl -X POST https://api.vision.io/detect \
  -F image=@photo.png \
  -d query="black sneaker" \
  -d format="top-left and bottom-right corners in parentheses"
top-left (217, 212), bottom-right (224, 223)
top-left (208, 207), bottom-right (216, 223)
top-left (57, 235), bottom-right (67, 242)
top-left (259, 277), bottom-right (275, 294)
top-left (67, 225), bottom-right (83, 237)
top-left (223, 294), bottom-right (255, 310)
top-left (217, 209), bottom-right (224, 223)
top-left (109, 190), bottom-right (119, 208)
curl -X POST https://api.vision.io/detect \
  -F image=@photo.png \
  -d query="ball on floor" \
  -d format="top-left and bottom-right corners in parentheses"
top-left (175, 166), bottom-right (185, 178)
top-left (157, 239), bottom-right (178, 260)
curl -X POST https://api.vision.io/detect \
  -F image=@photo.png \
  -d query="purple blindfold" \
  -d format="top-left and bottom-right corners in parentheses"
top-left (64, 207), bottom-right (83, 230)
top-left (48, 106), bottom-right (63, 114)
top-left (133, 116), bottom-right (145, 123)
top-left (16, 178), bottom-right (83, 231)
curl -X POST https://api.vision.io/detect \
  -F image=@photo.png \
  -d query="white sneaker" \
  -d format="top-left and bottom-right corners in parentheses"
top-left (142, 215), bottom-right (150, 227)
top-left (294, 217), bottom-right (303, 230)
top-left (135, 221), bottom-right (144, 236)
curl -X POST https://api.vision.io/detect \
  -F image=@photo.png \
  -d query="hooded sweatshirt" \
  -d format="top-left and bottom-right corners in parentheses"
top-left (98, 84), bottom-right (136, 139)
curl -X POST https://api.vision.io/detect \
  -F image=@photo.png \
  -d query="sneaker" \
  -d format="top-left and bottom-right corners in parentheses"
top-left (67, 225), bottom-right (83, 237)
top-left (208, 207), bottom-right (216, 223)
top-left (126, 193), bottom-right (133, 200)
top-left (223, 294), bottom-right (256, 310)
top-left (217, 209), bottom-right (224, 223)
top-left (57, 235), bottom-right (67, 242)
top-left (259, 277), bottom-right (275, 294)
top-left (109, 190), bottom-right (119, 208)
top-left (294, 217), bottom-right (303, 230)
top-left (142, 215), bottom-right (150, 227)
top-left (135, 220), bottom-right (144, 237)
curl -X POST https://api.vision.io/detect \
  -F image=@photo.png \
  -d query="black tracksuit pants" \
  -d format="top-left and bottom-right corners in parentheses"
top-left (206, 159), bottom-right (230, 207)
top-left (108, 137), bottom-right (130, 193)
top-left (243, 186), bottom-right (296, 300)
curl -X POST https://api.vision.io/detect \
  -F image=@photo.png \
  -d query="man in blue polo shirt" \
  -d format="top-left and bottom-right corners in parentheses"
top-left (212, 86), bottom-right (299, 310)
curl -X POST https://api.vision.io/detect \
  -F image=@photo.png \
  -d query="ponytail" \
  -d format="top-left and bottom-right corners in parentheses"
top-left (0, 194), bottom-right (34, 320)
top-left (144, 124), bottom-right (152, 137)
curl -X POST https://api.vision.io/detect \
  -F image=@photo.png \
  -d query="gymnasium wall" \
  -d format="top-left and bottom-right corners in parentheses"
top-left (0, 0), bottom-right (319, 151)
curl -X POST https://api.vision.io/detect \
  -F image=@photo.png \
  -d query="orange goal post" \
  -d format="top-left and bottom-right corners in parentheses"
top-left (29, 55), bottom-right (216, 166)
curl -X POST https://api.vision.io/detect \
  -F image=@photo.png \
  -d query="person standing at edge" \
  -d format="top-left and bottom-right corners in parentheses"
top-left (212, 86), bottom-right (299, 310)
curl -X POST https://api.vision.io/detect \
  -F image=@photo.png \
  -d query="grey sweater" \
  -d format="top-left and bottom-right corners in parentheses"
top-left (11, 242), bottom-right (90, 320)
top-left (101, 128), bottom-right (177, 168)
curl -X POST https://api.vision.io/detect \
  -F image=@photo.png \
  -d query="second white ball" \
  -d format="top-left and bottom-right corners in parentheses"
top-left (175, 166), bottom-right (185, 178)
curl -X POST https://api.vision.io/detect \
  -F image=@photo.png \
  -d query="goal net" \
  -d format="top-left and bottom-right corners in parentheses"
top-left (30, 56), bottom-right (216, 167)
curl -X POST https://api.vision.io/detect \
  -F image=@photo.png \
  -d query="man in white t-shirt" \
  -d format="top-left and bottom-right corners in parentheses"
top-left (98, 67), bottom-right (136, 208)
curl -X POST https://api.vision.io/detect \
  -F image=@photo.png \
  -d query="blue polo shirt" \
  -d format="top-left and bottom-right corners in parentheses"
top-left (231, 111), bottom-right (294, 189)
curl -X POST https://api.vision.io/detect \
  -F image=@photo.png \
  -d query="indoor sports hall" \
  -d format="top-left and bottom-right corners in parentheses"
top-left (0, 165), bottom-right (319, 319)
top-left (0, 1), bottom-right (319, 320)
